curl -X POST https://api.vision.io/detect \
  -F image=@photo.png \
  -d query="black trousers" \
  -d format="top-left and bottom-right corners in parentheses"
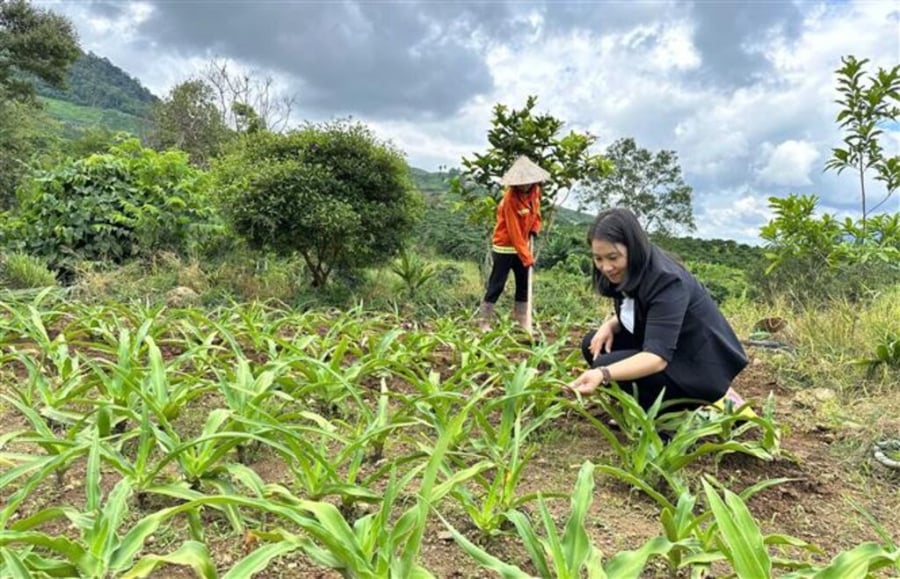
top-left (484, 252), bottom-right (529, 303)
top-left (580, 329), bottom-right (706, 412)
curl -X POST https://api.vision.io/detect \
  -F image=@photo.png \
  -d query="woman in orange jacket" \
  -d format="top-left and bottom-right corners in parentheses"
top-left (478, 156), bottom-right (549, 331)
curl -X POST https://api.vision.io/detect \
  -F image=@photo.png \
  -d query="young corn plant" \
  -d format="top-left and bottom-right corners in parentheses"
top-left (0, 455), bottom-right (318, 579)
top-left (444, 461), bottom-right (677, 578)
top-left (139, 336), bottom-right (212, 423)
top-left (82, 318), bottom-right (159, 399)
top-left (0, 394), bottom-right (92, 498)
top-left (571, 384), bottom-right (782, 508)
top-left (452, 362), bottom-right (565, 537)
top-left (212, 357), bottom-right (297, 463)
top-left (657, 477), bottom-right (799, 576)
top-left (0, 439), bottom-right (207, 578)
top-left (230, 411), bottom-right (387, 510)
top-left (695, 478), bottom-right (839, 578)
top-left (257, 393), bottom-right (486, 578)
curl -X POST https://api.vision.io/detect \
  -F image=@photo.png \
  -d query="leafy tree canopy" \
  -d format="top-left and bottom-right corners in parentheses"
top-left (0, 0), bottom-right (79, 103)
top-left (149, 79), bottom-right (232, 167)
top-left (579, 137), bottom-right (695, 236)
top-left (215, 120), bottom-right (423, 287)
top-left (450, 95), bottom-right (612, 229)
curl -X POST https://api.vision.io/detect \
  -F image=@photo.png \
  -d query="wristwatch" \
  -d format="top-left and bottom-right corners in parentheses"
top-left (598, 366), bottom-right (611, 385)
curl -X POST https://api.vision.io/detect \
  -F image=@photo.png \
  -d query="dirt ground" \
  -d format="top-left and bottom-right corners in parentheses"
top-left (1, 337), bottom-right (899, 578)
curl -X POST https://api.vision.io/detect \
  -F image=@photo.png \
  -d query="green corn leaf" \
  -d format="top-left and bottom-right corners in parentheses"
top-left (436, 513), bottom-right (532, 578)
top-left (538, 499), bottom-right (567, 577)
top-left (85, 438), bottom-right (101, 513)
top-left (505, 509), bottom-right (550, 577)
top-left (91, 479), bottom-right (134, 569)
top-left (122, 540), bottom-right (216, 579)
top-left (603, 536), bottom-right (675, 579)
top-left (0, 532), bottom-right (87, 566)
top-left (293, 500), bottom-right (367, 564)
top-left (0, 547), bottom-right (33, 578)
top-left (804, 543), bottom-right (900, 578)
top-left (10, 507), bottom-right (76, 533)
top-left (221, 541), bottom-right (300, 579)
top-left (702, 479), bottom-right (771, 578)
top-left (561, 462), bottom-right (596, 571)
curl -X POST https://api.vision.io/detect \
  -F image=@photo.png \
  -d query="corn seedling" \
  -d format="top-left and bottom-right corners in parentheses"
top-left (444, 461), bottom-right (677, 578)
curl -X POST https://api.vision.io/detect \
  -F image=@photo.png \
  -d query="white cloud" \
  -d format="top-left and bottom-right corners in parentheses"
top-left (755, 140), bottom-right (821, 186)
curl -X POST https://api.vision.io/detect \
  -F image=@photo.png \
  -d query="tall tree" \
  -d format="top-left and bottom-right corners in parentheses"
top-left (579, 137), bottom-right (695, 236)
top-left (824, 55), bottom-right (900, 236)
top-left (0, 0), bottom-right (78, 206)
top-left (451, 95), bottom-right (611, 231)
top-left (149, 79), bottom-right (231, 166)
top-left (0, 0), bottom-right (79, 103)
top-left (201, 58), bottom-right (296, 133)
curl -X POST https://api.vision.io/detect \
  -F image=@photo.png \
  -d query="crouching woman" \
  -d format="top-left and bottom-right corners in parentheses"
top-left (568, 208), bottom-right (747, 413)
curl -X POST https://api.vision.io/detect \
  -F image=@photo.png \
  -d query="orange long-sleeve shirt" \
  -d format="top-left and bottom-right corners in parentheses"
top-left (491, 185), bottom-right (542, 267)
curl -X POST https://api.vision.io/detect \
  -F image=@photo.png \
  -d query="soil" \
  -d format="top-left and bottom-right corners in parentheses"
top-left (2, 327), bottom-right (899, 578)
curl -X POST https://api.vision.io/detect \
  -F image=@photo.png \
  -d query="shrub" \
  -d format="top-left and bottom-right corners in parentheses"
top-left (758, 195), bottom-right (900, 303)
top-left (215, 120), bottom-right (423, 288)
top-left (2, 138), bottom-right (218, 279)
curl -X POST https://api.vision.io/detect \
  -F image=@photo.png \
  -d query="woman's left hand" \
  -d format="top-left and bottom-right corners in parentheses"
top-left (567, 369), bottom-right (604, 395)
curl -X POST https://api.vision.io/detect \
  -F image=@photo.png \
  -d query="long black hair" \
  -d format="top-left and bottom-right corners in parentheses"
top-left (587, 208), bottom-right (653, 296)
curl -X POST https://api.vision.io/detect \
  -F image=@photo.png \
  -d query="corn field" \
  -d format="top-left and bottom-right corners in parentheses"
top-left (0, 289), bottom-right (898, 578)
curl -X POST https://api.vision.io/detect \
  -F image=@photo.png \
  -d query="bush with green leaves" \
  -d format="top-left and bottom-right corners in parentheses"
top-left (1, 138), bottom-right (217, 277)
top-left (757, 194), bottom-right (900, 302)
top-left (215, 120), bottom-right (423, 287)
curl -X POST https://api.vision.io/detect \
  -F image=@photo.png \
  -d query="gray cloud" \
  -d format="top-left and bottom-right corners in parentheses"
top-left (686, 0), bottom-right (805, 86)
top-left (124, 1), bottom-right (507, 118)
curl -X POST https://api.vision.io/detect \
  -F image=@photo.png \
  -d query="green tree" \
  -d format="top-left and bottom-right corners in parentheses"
top-left (215, 120), bottom-right (423, 287)
top-left (825, 55), bottom-right (900, 234)
top-left (0, 0), bottom-right (80, 103)
top-left (579, 137), bottom-right (695, 236)
top-left (0, 99), bottom-right (62, 206)
top-left (450, 95), bottom-right (611, 230)
top-left (149, 79), bottom-right (231, 166)
top-left (0, 0), bottom-right (79, 206)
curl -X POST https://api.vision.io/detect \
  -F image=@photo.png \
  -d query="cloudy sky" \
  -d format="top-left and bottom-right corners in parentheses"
top-left (42, 0), bottom-right (900, 243)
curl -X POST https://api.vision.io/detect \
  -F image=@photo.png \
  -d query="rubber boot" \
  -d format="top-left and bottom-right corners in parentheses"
top-left (514, 301), bottom-right (531, 334)
top-left (478, 302), bottom-right (495, 332)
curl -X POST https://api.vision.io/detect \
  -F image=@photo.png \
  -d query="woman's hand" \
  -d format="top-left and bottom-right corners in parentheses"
top-left (567, 368), bottom-right (604, 395)
top-left (589, 318), bottom-right (618, 358)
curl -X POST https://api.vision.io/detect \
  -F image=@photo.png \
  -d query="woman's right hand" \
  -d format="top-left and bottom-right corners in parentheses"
top-left (589, 319), bottom-right (617, 358)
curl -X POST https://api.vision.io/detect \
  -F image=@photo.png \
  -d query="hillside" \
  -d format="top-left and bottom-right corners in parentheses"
top-left (32, 51), bottom-right (156, 138)
top-left (34, 51), bottom-right (158, 117)
top-left (39, 97), bottom-right (150, 139)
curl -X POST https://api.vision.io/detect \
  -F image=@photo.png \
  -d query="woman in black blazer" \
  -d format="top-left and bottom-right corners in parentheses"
top-left (568, 208), bottom-right (748, 412)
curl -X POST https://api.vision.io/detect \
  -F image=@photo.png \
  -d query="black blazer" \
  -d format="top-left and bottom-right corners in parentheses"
top-left (612, 247), bottom-right (748, 400)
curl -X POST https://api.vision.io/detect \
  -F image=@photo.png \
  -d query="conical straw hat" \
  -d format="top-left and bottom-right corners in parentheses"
top-left (500, 155), bottom-right (550, 186)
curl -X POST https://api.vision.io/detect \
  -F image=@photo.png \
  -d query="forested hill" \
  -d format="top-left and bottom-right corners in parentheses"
top-left (34, 51), bottom-right (158, 118)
